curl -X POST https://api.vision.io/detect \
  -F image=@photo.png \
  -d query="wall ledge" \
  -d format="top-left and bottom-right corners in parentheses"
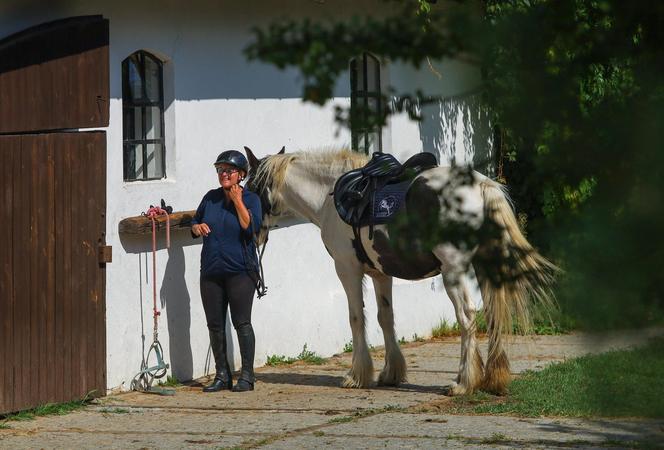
top-left (118, 210), bottom-right (195, 234)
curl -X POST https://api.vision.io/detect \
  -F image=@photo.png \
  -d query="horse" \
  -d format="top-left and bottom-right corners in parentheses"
top-left (243, 146), bottom-right (557, 395)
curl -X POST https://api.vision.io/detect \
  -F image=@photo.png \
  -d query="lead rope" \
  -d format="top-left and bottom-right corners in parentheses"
top-left (148, 206), bottom-right (170, 349)
top-left (253, 229), bottom-right (269, 298)
top-left (130, 206), bottom-right (174, 395)
top-left (244, 211), bottom-right (268, 298)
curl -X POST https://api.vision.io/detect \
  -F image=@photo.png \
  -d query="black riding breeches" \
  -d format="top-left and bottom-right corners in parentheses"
top-left (200, 272), bottom-right (256, 333)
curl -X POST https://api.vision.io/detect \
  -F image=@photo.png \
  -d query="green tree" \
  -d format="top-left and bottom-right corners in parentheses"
top-left (245, 0), bottom-right (664, 329)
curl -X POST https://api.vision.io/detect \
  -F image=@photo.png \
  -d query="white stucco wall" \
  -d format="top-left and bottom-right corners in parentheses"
top-left (0, 0), bottom-right (490, 391)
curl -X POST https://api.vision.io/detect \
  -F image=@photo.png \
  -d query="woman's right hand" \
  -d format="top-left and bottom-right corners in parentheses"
top-left (192, 223), bottom-right (211, 237)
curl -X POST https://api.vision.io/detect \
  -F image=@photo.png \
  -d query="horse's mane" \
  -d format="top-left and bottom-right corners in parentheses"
top-left (253, 148), bottom-right (369, 193)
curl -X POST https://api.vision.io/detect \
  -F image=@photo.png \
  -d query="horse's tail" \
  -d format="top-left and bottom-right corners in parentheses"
top-left (475, 178), bottom-right (558, 394)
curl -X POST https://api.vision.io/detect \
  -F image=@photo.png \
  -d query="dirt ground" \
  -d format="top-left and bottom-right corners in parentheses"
top-left (1, 329), bottom-right (663, 449)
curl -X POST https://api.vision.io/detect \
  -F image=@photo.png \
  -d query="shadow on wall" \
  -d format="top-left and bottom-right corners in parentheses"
top-left (417, 95), bottom-right (493, 175)
top-left (159, 245), bottom-right (194, 382)
top-left (119, 230), bottom-right (197, 382)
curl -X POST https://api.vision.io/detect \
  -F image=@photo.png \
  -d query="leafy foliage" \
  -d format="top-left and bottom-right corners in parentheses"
top-left (246, 0), bottom-right (664, 330)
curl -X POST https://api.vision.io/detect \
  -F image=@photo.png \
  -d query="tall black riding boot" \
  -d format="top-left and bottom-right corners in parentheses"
top-left (203, 330), bottom-right (233, 392)
top-left (232, 323), bottom-right (255, 392)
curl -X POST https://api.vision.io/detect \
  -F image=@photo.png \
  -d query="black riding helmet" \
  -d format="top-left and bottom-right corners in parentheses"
top-left (214, 150), bottom-right (249, 173)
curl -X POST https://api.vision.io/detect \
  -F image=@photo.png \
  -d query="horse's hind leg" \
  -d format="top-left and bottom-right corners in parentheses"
top-left (475, 268), bottom-right (511, 395)
top-left (434, 245), bottom-right (484, 395)
top-left (335, 261), bottom-right (374, 388)
top-left (371, 274), bottom-right (407, 386)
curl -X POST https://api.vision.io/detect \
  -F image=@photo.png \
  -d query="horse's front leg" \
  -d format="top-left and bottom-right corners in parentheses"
top-left (371, 274), bottom-right (407, 386)
top-left (334, 261), bottom-right (374, 388)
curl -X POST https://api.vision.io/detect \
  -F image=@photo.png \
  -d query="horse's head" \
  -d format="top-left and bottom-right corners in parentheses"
top-left (244, 145), bottom-right (287, 244)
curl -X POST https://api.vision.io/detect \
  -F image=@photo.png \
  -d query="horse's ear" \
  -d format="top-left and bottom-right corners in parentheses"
top-left (278, 146), bottom-right (285, 155)
top-left (244, 146), bottom-right (260, 172)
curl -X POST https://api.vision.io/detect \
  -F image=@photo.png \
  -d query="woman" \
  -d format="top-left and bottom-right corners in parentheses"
top-left (191, 150), bottom-right (262, 392)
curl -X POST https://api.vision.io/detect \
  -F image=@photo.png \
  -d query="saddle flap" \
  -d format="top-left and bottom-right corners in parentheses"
top-left (372, 180), bottom-right (411, 223)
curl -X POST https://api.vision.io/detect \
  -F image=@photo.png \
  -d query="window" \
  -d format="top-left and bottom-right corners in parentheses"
top-left (122, 51), bottom-right (165, 181)
top-left (350, 53), bottom-right (382, 154)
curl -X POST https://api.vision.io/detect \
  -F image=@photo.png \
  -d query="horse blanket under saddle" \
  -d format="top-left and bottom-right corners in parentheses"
top-left (333, 152), bottom-right (438, 236)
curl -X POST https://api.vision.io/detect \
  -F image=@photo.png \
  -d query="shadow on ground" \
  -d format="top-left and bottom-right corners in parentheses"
top-left (256, 371), bottom-right (447, 395)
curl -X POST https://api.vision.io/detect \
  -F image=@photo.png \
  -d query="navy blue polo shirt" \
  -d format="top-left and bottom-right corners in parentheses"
top-left (191, 188), bottom-right (262, 277)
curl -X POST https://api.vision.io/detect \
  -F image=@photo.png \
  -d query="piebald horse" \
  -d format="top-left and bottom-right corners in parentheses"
top-left (244, 147), bottom-right (556, 395)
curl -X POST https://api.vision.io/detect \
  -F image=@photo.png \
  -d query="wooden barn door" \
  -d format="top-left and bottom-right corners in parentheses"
top-left (0, 16), bottom-right (109, 414)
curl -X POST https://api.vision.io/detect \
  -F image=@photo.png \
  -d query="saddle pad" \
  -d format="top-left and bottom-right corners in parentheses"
top-left (371, 180), bottom-right (411, 224)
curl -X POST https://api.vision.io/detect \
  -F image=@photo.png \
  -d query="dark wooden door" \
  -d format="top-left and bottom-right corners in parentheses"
top-left (0, 16), bottom-right (108, 414)
top-left (0, 15), bottom-right (109, 133)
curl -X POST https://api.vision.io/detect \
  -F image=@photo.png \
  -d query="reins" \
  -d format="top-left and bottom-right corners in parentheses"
top-left (245, 210), bottom-right (269, 298)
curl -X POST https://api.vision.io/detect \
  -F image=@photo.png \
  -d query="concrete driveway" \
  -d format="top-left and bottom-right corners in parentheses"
top-left (1, 330), bottom-right (663, 449)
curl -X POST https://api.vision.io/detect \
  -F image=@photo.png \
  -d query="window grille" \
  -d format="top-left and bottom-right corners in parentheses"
top-left (122, 51), bottom-right (166, 181)
top-left (350, 53), bottom-right (382, 154)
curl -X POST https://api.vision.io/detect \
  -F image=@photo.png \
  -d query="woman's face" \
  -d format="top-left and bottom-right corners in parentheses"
top-left (216, 163), bottom-right (243, 189)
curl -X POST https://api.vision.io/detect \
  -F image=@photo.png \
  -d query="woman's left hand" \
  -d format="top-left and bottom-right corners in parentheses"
top-left (229, 184), bottom-right (243, 205)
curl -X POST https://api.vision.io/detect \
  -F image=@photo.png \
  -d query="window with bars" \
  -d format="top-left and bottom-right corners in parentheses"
top-left (122, 51), bottom-right (166, 181)
top-left (350, 53), bottom-right (382, 154)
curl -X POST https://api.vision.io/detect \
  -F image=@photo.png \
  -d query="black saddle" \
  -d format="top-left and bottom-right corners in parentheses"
top-left (333, 152), bottom-right (438, 237)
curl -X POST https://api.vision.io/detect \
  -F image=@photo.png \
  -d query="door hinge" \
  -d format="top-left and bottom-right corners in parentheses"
top-left (98, 245), bottom-right (112, 264)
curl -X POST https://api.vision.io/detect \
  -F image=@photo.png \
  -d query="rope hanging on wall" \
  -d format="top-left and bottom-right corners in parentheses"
top-left (130, 202), bottom-right (175, 396)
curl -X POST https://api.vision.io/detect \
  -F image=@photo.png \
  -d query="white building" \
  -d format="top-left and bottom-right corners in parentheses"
top-left (0, 0), bottom-right (491, 409)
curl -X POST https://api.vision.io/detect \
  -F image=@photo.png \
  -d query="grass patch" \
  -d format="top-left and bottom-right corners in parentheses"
top-left (411, 333), bottom-right (425, 342)
top-left (473, 337), bottom-right (664, 417)
top-left (529, 306), bottom-right (575, 335)
top-left (431, 306), bottom-right (572, 339)
top-left (0, 394), bottom-right (93, 422)
top-left (328, 404), bottom-right (404, 424)
top-left (0, 421), bottom-right (10, 429)
top-left (340, 341), bottom-right (376, 353)
top-left (431, 318), bottom-right (460, 338)
top-left (266, 344), bottom-right (326, 366)
top-left (479, 432), bottom-right (510, 444)
top-left (266, 354), bottom-right (297, 366)
top-left (480, 433), bottom-right (511, 445)
top-left (297, 344), bottom-right (325, 364)
top-left (328, 415), bottom-right (354, 423)
top-left (158, 375), bottom-right (182, 387)
top-left (100, 408), bottom-right (131, 414)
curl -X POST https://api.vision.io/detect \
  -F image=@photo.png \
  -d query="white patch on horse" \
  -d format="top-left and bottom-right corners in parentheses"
top-left (420, 168), bottom-right (485, 229)
top-left (360, 225), bottom-right (387, 273)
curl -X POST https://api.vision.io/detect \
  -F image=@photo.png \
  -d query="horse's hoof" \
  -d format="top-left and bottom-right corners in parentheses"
top-left (341, 374), bottom-right (372, 389)
top-left (377, 371), bottom-right (406, 387)
top-left (444, 382), bottom-right (469, 396)
top-left (342, 374), bottom-right (361, 388)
